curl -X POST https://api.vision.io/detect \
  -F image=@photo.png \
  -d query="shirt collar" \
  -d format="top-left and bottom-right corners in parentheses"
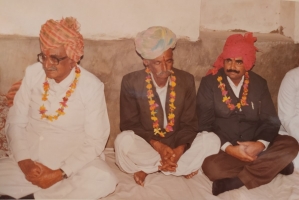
top-left (227, 75), bottom-right (244, 88)
top-left (150, 72), bottom-right (169, 89)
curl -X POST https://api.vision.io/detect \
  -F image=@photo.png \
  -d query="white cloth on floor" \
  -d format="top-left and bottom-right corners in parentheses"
top-left (0, 157), bottom-right (117, 199)
top-left (114, 130), bottom-right (220, 175)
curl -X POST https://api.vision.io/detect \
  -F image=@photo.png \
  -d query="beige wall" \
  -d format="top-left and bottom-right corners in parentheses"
top-left (1, 0), bottom-right (298, 42)
top-left (295, 3), bottom-right (299, 42)
top-left (0, 0), bottom-right (201, 41)
top-left (200, 0), bottom-right (280, 33)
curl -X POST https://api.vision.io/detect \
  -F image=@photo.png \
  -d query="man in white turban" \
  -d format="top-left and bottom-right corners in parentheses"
top-left (114, 26), bottom-right (220, 186)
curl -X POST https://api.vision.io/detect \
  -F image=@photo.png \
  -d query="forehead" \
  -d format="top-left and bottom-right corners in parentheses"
top-left (42, 46), bottom-right (67, 57)
top-left (151, 48), bottom-right (173, 61)
top-left (226, 57), bottom-right (243, 60)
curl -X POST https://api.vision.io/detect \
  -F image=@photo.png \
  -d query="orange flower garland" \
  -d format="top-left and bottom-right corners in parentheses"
top-left (39, 66), bottom-right (81, 121)
top-left (145, 68), bottom-right (176, 137)
top-left (217, 72), bottom-right (249, 110)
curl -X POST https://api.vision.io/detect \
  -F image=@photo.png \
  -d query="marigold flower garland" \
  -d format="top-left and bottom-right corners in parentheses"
top-left (217, 72), bottom-right (249, 110)
top-left (39, 66), bottom-right (81, 121)
top-left (145, 68), bottom-right (176, 137)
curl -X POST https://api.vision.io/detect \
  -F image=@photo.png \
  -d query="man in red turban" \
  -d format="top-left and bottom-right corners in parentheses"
top-left (0, 17), bottom-right (117, 199)
top-left (196, 33), bottom-right (299, 195)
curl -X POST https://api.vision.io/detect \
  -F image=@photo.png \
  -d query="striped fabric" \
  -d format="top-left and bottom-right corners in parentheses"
top-left (40, 17), bottom-right (84, 63)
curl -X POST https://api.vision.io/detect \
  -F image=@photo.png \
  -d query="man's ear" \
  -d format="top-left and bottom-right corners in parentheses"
top-left (69, 59), bottom-right (77, 69)
top-left (143, 59), bottom-right (149, 66)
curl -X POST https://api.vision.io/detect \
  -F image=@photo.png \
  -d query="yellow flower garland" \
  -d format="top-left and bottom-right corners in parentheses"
top-left (217, 72), bottom-right (249, 110)
top-left (39, 66), bottom-right (81, 121)
top-left (145, 68), bottom-right (176, 137)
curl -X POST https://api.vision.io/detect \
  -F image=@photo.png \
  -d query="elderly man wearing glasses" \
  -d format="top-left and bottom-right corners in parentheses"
top-left (0, 17), bottom-right (117, 199)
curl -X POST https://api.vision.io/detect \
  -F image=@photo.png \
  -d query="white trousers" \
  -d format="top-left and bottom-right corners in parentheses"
top-left (114, 131), bottom-right (220, 176)
top-left (0, 157), bottom-right (117, 199)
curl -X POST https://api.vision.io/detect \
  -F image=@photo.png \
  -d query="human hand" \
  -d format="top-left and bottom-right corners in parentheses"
top-left (170, 144), bottom-right (185, 164)
top-left (150, 140), bottom-right (177, 172)
top-left (225, 144), bottom-right (256, 162)
top-left (18, 159), bottom-right (42, 179)
top-left (159, 144), bottom-right (186, 172)
top-left (237, 141), bottom-right (265, 158)
top-left (27, 163), bottom-right (63, 189)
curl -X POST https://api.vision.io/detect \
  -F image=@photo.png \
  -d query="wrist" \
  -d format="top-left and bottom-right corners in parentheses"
top-left (59, 168), bottom-right (68, 179)
top-left (225, 145), bottom-right (234, 154)
top-left (150, 140), bottom-right (161, 151)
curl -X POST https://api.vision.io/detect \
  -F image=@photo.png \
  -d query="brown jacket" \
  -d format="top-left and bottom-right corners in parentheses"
top-left (120, 67), bottom-right (198, 150)
top-left (196, 68), bottom-right (280, 146)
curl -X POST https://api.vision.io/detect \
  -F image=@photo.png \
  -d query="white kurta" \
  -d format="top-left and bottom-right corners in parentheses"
top-left (0, 63), bottom-right (117, 199)
top-left (278, 66), bottom-right (299, 167)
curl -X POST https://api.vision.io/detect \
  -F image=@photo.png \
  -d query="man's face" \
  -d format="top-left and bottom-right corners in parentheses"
top-left (41, 46), bottom-right (75, 83)
top-left (144, 48), bottom-right (174, 82)
top-left (223, 57), bottom-right (246, 84)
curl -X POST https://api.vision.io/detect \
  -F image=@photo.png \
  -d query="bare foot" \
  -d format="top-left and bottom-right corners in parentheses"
top-left (134, 171), bottom-right (148, 186)
top-left (184, 170), bottom-right (199, 179)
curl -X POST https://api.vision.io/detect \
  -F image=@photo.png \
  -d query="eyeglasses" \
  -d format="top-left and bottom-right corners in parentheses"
top-left (37, 53), bottom-right (67, 65)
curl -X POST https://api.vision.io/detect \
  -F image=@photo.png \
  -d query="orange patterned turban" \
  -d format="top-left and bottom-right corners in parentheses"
top-left (135, 26), bottom-right (177, 59)
top-left (207, 32), bottom-right (257, 75)
top-left (39, 17), bottom-right (84, 63)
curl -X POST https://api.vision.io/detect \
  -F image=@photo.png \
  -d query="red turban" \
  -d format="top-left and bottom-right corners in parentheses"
top-left (207, 32), bottom-right (257, 75)
top-left (39, 17), bottom-right (84, 63)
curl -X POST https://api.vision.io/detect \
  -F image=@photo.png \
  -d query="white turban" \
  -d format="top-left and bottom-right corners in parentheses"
top-left (135, 26), bottom-right (177, 59)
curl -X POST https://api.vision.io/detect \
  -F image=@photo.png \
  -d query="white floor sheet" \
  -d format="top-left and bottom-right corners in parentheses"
top-left (103, 148), bottom-right (299, 200)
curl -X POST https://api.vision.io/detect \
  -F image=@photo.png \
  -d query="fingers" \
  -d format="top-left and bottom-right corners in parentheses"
top-left (163, 147), bottom-right (175, 160)
top-left (159, 160), bottom-right (177, 172)
top-left (135, 177), bottom-right (144, 186)
top-left (241, 154), bottom-right (256, 162)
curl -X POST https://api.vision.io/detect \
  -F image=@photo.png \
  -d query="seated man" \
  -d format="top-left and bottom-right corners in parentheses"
top-left (114, 26), bottom-right (220, 186)
top-left (0, 17), bottom-right (117, 199)
top-left (278, 66), bottom-right (299, 167)
top-left (196, 33), bottom-right (299, 196)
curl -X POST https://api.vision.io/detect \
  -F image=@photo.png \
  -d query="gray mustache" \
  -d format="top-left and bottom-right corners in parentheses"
top-left (156, 70), bottom-right (172, 76)
top-left (43, 66), bottom-right (57, 71)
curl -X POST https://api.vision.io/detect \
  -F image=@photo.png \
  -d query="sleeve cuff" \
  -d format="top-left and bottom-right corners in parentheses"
top-left (60, 163), bottom-right (73, 178)
top-left (221, 142), bottom-right (232, 152)
top-left (13, 152), bottom-right (31, 162)
top-left (257, 140), bottom-right (270, 151)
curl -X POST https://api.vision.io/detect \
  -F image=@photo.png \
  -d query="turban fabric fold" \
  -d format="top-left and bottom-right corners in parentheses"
top-left (135, 26), bottom-right (177, 59)
top-left (39, 17), bottom-right (84, 63)
top-left (207, 32), bottom-right (257, 75)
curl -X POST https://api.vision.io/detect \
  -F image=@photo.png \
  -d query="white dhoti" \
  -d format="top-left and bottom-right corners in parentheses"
top-left (114, 130), bottom-right (220, 176)
top-left (0, 157), bottom-right (117, 199)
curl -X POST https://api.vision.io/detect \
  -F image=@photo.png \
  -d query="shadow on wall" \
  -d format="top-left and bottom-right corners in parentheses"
top-left (0, 32), bottom-right (298, 148)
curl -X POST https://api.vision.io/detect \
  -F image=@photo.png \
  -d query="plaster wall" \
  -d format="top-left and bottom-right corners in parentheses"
top-left (295, 3), bottom-right (299, 42)
top-left (1, 0), bottom-right (298, 41)
top-left (0, 0), bottom-right (201, 41)
top-left (200, 0), bottom-right (280, 33)
top-left (280, 1), bottom-right (295, 38)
